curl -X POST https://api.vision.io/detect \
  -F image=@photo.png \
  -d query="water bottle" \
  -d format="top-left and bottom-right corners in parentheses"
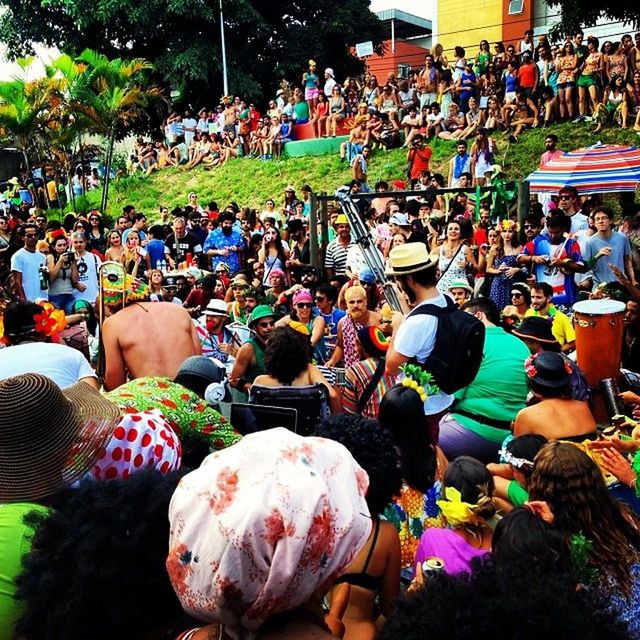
top-left (39, 265), bottom-right (49, 291)
top-left (160, 259), bottom-right (166, 274)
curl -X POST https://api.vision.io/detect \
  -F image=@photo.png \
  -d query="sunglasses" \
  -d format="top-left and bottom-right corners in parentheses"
top-left (523, 224), bottom-right (537, 229)
top-left (24, 233), bottom-right (38, 238)
top-left (559, 194), bottom-right (571, 200)
top-left (315, 296), bottom-right (326, 302)
top-left (296, 302), bottom-right (312, 308)
top-left (257, 321), bottom-right (275, 328)
top-left (215, 269), bottom-right (227, 274)
top-left (511, 292), bottom-right (523, 298)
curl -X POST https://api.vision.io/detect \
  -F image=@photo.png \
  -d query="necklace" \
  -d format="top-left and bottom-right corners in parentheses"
top-left (132, 301), bottom-right (149, 313)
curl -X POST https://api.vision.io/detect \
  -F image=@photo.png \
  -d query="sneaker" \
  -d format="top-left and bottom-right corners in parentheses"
top-left (508, 134), bottom-right (518, 143)
top-left (573, 115), bottom-right (583, 123)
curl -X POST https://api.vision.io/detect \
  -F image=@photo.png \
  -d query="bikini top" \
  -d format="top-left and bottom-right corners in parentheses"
top-left (334, 518), bottom-right (382, 591)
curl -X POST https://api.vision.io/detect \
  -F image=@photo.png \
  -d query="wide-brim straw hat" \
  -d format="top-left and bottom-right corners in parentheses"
top-left (385, 243), bottom-right (438, 276)
top-left (0, 374), bottom-right (120, 502)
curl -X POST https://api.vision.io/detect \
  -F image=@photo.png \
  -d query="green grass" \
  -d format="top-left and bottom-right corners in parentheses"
top-left (80, 123), bottom-right (640, 219)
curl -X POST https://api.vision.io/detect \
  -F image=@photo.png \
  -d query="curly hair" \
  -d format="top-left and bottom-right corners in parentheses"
top-left (443, 456), bottom-right (496, 524)
top-left (379, 558), bottom-right (630, 640)
top-left (315, 414), bottom-right (403, 516)
top-left (264, 326), bottom-right (311, 385)
top-left (15, 471), bottom-right (186, 639)
top-left (529, 441), bottom-right (640, 595)
top-left (379, 385), bottom-right (437, 493)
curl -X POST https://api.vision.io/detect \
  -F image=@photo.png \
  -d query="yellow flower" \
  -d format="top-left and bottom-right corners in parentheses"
top-left (436, 487), bottom-right (476, 527)
top-left (402, 378), bottom-right (411, 387)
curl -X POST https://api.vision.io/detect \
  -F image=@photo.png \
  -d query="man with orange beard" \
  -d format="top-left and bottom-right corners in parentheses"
top-left (326, 285), bottom-right (381, 368)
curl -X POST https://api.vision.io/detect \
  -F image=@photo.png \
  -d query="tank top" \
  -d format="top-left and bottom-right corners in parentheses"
top-left (505, 73), bottom-right (518, 93)
top-left (304, 72), bottom-right (318, 89)
top-left (245, 337), bottom-right (267, 383)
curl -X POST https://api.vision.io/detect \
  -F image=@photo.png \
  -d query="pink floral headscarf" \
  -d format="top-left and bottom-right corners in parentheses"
top-left (166, 427), bottom-right (371, 638)
top-left (91, 410), bottom-right (182, 480)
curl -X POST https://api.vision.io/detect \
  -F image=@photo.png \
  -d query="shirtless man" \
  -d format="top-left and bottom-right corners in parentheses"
top-left (101, 273), bottom-right (201, 390)
top-left (339, 120), bottom-right (367, 162)
top-left (222, 98), bottom-right (237, 134)
top-left (326, 285), bottom-right (380, 369)
top-left (418, 55), bottom-right (439, 110)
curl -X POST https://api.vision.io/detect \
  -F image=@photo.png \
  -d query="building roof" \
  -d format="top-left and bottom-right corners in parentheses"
top-left (375, 9), bottom-right (433, 39)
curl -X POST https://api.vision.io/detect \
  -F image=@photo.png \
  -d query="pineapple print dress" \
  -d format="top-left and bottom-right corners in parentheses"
top-left (382, 480), bottom-right (445, 568)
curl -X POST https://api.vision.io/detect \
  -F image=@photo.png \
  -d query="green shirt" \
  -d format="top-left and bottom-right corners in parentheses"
top-left (294, 100), bottom-right (310, 121)
top-left (452, 326), bottom-right (530, 443)
top-left (0, 502), bottom-right (49, 640)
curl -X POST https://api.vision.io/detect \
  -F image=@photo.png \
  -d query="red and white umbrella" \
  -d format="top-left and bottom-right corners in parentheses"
top-left (525, 143), bottom-right (640, 194)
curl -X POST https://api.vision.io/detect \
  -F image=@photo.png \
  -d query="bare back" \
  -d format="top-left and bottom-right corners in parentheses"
top-left (102, 302), bottom-right (201, 390)
top-left (514, 398), bottom-right (597, 440)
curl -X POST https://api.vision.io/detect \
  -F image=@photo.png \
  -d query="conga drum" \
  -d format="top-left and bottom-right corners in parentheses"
top-left (573, 299), bottom-right (626, 422)
top-left (573, 299), bottom-right (626, 385)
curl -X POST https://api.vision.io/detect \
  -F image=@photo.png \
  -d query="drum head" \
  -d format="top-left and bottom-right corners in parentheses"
top-left (573, 299), bottom-right (626, 315)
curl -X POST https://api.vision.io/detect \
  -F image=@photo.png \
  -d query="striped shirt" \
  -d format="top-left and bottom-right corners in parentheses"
top-left (324, 239), bottom-right (350, 276)
top-left (342, 357), bottom-right (396, 419)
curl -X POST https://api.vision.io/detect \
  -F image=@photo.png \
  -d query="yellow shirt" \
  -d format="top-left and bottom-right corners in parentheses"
top-left (525, 307), bottom-right (575, 345)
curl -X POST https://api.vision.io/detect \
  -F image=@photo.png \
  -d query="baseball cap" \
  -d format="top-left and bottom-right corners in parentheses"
top-left (389, 213), bottom-right (411, 227)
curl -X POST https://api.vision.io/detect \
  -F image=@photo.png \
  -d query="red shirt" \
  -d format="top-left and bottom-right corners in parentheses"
top-left (517, 62), bottom-right (537, 89)
top-left (409, 147), bottom-right (432, 180)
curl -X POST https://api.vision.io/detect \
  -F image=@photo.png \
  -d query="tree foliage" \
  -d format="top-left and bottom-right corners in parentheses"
top-left (544, 1), bottom-right (640, 39)
top-left (0, 0), bottom-right (386, 104)
top-left (0, 51), bottom-right (162, 211)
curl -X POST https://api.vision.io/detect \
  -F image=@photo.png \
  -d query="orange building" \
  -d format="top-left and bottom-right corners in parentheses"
top-left (364, 9), bottom-right (432, 79)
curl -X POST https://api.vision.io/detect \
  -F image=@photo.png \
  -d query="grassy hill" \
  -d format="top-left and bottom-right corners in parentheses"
top-left (79, 123), bottom-right (640, 219)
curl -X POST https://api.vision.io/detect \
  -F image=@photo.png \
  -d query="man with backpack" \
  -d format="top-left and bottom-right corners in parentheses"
top-left (439, 298), bottom-right (530, 462)
top-left (386, 243), bottom-right (485, 442)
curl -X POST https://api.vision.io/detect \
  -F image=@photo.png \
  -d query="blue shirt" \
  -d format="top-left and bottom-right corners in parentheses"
top-left (147, 238), bottom-right (168, 269)
top-left (203, 228), bottom-right (245, 273)
top-left (583, 231), bottom-right (630, 286)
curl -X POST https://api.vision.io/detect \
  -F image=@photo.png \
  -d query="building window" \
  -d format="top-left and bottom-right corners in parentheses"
top-left (508, 0), bottom-right (524, 14)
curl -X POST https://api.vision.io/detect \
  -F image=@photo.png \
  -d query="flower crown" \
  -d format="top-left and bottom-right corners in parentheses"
top-left (500, 219), bottom-right (518, 231)
top-left (400, 363), bottom-right (439, 402)
top-left (498, 445), bottom-right (534, 469)
top-left (0, 301), bottom-right (67, 345)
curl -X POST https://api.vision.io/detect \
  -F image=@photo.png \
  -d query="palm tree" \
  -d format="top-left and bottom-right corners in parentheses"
top-left (73, 50), bottom-right (164, 213)
top-left (0, 57), bottom-right (52, 176)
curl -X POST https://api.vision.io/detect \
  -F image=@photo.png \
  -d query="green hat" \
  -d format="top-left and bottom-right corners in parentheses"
top-left (248, 305), bottom-right (275, 327)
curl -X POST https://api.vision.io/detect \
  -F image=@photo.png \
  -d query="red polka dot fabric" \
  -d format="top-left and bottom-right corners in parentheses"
top-left (92, 410), bottom-right (182, 481)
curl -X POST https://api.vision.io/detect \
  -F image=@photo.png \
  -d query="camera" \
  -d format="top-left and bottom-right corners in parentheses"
top-left (65, 251), bottom-right (75, 263)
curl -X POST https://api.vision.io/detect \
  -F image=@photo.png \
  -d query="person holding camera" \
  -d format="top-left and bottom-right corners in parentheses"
top-left (47, 230), bottom-right (79, 314)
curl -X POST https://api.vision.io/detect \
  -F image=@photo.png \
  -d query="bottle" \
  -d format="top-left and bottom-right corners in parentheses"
top-left (160, 259), bottom-right (166, 274)
top-left (39, 264), bottom-right (49, 291)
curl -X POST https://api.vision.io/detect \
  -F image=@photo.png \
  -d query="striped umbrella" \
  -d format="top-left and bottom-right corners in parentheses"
top-left (525, 143), bottom-right (640, 194)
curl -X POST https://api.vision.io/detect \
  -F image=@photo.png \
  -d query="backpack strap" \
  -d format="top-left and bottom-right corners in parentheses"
top-left (357, 358), bottom-right (386, 413)
top-left (407, 296), bottom-right (456, 319)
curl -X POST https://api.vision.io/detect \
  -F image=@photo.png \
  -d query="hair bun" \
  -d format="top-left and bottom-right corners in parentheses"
top-left (474, 495), bottom-right (496, 520)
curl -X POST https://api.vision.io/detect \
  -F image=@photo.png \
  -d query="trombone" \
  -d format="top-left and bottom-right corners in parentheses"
top-left (96, 260), bottom-right (127, 381)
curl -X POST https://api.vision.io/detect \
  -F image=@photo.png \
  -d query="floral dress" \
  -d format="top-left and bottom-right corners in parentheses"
top-left (437, 244), bottom-right (468, 294)
top-left (489, 254), bottom-right (525, 310)
top-left (106, 377), bottom-right (241, 452)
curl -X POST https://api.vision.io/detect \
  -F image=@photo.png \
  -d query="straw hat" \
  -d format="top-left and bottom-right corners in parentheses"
top-left (385, 243), bottom-right (438, 276)
top-left (0, 374), bottom-right (120, 502)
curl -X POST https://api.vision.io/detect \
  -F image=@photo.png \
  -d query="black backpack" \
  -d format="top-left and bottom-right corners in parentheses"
top-left (408, 297), bottom-right (485, 394)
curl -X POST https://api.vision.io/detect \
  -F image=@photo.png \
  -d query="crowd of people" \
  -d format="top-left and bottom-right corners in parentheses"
top-left (120, 29), bottom-right (640, 178)
top-left (4, 32), bottom-right (640, 640)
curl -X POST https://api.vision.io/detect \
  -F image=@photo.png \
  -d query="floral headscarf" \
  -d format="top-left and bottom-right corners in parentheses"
top-left (166, 428), bottom-right (371, 638)
top-left (91, 410), bottom-right (182, 480)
